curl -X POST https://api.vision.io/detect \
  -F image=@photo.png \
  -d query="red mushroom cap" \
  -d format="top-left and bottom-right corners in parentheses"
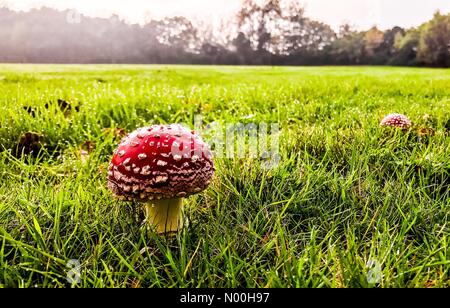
top-left (108, 124), bottom-right (214, 201)
top-left (380, 113), bottom-right (412, 129)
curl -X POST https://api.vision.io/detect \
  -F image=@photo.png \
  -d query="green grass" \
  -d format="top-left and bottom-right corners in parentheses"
top-left (0, 64), bottom-right (450, 288)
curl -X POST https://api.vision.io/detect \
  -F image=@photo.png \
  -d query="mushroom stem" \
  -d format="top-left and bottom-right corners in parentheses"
top-left (144, 198), bottom-right (183, 234)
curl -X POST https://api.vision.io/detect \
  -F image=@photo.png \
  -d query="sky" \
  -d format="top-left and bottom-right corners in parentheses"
top-left (2, 0), bottom-right (450, 30)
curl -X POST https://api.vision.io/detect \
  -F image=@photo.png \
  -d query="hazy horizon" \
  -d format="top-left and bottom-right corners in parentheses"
top-left (2, 0), bottom-right (450, 31)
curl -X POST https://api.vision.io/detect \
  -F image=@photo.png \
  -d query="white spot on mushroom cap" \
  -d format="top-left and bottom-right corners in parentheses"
top-left (155, 175), bottom-right (168, 183)
top-left (157, 160), bottom-right (167, 167)
top-left (141, 165), bottom-right (152, 175)
top-left (118, 150), bottom-right (126, 157)
top-left (114, 172), bottom-right (122, 181)
top-left (380, 113), bottom-right (411, 128)
top-left (137, 131), bottom-right (147, 139)
top-left (138, 153), bottom-right (147, 160)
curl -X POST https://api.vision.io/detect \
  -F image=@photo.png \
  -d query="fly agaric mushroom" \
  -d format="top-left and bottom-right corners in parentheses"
top-left (380, 113), bottom-right (412, 129)
top-left (107, 124), bottom-right (214, 234)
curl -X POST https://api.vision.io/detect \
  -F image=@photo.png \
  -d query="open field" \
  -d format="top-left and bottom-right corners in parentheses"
top-left (0, 65), bottom-right (449, 287)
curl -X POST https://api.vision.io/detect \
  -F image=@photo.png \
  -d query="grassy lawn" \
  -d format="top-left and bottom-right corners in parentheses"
top-left (0, 65), bottom-right (449, 287)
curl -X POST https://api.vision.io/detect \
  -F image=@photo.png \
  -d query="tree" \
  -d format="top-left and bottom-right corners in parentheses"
top-left (280, 2), bottom-right (335, 55)
top-left (382, 27), bottom-right (405, 54)
top-left (236, 0), bottom-right (282, 54)
top-left (155, 16), bottom-right (199, 53)
top-left (391, 28), bottom-right (419, 65)
top-left (232, 32), bottom-right (254, 64)
top-left (362, 26), bottom-right (406, 65)
top-left (417, 12), bottom-right (450, 67)
top-left (329, 27), bottom-right (365, 64)
top-left (364, 27), bottom-right (384, 57)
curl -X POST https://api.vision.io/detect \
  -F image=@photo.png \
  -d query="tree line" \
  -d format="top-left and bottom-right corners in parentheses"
top-left (0, 0), bottom-right (449, 67)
